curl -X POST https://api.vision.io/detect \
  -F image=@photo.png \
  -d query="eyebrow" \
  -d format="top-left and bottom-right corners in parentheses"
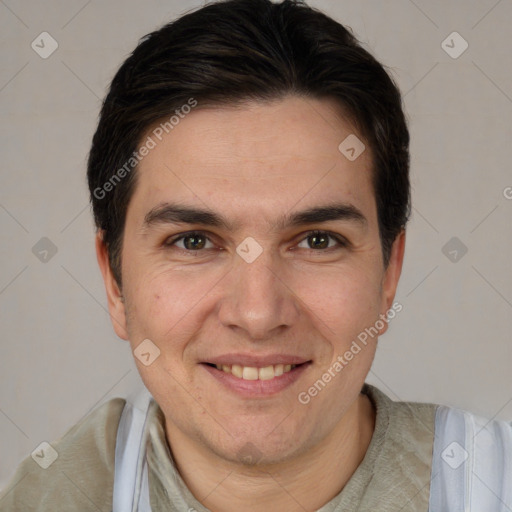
top-left (142, 201), bottom-right (367, 232)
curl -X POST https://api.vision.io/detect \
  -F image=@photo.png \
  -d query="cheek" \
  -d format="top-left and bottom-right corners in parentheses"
top-left (123, 273), bottom-right (203, 390)
top-left (294, 264), bottom-right (382, 337)
top-left (123, 265), bottom-right (218, 343)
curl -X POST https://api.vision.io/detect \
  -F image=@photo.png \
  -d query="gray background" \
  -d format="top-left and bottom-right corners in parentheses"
top-left (1, 0), bottom-right (511, 491)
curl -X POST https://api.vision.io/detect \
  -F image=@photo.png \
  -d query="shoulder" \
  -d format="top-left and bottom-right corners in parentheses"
top-left (0, 397), bottom-right (126, 511)
top-left (364, 383), bottom-right (438, 441)
top-left (360, 384), bottom-right (438, 507)
top-left (429, 404), bottom-right (512, 508)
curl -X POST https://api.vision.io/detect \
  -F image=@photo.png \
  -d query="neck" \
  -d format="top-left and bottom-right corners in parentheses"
top-left (164, 392), bottom-right (376, 512)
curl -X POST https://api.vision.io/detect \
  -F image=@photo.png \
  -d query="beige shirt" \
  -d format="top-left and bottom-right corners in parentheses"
top-left (0, 383), bottom-right (436, 511)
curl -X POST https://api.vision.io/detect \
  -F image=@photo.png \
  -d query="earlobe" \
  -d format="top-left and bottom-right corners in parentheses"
top-left (379, 230), bottom-right (406, 334)
top-left (95, 231), bottom-right (129, 340)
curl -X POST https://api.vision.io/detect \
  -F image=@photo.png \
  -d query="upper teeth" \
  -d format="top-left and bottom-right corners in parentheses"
top-left (214, 364), bottom-right (297, 380)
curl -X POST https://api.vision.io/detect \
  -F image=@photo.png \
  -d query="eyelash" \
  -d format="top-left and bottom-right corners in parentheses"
top-left (163, 230), bottom-right (348, 254)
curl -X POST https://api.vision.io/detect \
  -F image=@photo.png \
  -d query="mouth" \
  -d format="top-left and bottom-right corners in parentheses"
top-left (199, 353), bottom-right (312, 396)
top-left (202, 362), bottom-right (307, 381)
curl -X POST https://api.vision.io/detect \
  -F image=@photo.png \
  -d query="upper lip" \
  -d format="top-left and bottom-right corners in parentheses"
top-left (202, 353), bottom-right (312, 367)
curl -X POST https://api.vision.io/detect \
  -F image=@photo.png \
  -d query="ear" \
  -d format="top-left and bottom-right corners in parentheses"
top-left (95, 231), bottom-right (129, 340)
top-left (378, 230), bottom-right (406, 335)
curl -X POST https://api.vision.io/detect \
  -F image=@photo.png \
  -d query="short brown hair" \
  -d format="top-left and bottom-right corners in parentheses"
top-left (87, 0), bottom-right (410, 286)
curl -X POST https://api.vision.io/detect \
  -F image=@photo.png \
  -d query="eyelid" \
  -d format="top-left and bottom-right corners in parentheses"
top-left (164, 229), bottom-right (349, 252)
top-left (297, 229), bottom-right (349, 249)
top-left (164, 230), bottom-right (217, 250)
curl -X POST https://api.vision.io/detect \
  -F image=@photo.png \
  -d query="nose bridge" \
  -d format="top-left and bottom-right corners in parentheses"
top-left (217, 244), bottom-right (298, 339)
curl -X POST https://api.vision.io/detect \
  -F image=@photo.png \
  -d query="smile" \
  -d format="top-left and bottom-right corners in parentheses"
top-left (200, 354), bottom-right (312, 396)
top-left (201, 360), bottom-right (312, 396)
top-left (208, 363), bottom-right (297, 381)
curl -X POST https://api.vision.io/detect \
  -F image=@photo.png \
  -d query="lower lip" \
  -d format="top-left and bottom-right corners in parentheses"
top-left (201, 363), bottom-right (311, 397)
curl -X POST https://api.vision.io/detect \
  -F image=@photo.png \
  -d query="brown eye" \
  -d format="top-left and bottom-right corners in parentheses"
top-left (182, 233), bottom-right (206, 250)
top-left (307, 232), bottom-right (329, 249)
top-left (165, 231), bottom-right (214, 251)
top-left (297, 230), bottom-right (346, 251)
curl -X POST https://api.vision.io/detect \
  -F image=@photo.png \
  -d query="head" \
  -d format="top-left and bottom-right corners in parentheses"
top-left (89, 0), bottom-right (409, 465)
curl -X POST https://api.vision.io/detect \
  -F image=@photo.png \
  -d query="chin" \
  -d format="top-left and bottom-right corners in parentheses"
top-left (208, 428), bottom-right (311, 468)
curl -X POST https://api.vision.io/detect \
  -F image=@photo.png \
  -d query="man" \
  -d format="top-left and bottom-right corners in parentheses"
top-left (1, 0), bottom-right (511, 510)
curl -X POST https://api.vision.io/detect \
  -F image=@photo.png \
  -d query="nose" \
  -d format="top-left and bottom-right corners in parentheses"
top-left (217, 247), bottom-right (300, 342)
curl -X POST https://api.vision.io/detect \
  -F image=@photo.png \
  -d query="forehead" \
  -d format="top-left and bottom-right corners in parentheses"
top-left (128, 95), bottom-right (376, 227)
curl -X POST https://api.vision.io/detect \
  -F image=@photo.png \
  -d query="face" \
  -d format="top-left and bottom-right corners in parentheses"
top-left (97, 95), bottom-right (404, 465)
